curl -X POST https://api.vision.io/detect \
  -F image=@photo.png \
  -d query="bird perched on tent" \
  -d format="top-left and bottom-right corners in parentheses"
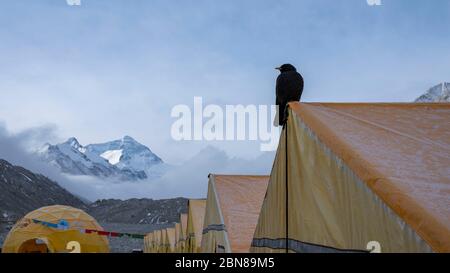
top-left (275, 64), bottom-right (304, 126)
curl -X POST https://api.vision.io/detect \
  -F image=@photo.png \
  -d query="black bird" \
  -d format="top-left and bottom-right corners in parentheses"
top-left (275, 63), bottom-right (304, 126)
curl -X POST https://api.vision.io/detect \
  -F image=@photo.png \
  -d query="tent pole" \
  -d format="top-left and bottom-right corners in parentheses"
top-left (285, 113), bottom-right (289, 254)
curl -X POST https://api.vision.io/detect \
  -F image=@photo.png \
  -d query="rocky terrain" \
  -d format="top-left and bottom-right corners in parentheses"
top-left (100, 222), bottom-right (173, 253)
top-left (0, 159), bottom-right (86, 221)
top-left (87, 198), bottom-right (188, 225)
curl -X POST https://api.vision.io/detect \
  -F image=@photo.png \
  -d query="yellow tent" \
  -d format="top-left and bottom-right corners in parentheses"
top-left (2, 205), bottom-right (109, 253)
top-left (186, 199), bottom-right (206, 253)
top-left (149, 232), bottom-right (155, 253)
top-left (160, 229), bottom-right (169, 253)
top-left (153, 229), bottom-right (162, 253)
top-left (158, 228), bottom-right (176, 253)
top-left (143, 234), bottom-right (148, 253)
top-left (144, 232), bottom-right (154, 253)
top-left (251, 102), bottom-right (450, 253)
top-left (201, 174), bottom-right (269, 253)
top-left (150, 231), bottom-right (158, 253)
top-left (165, 227), bottom-right (176, 253)
top-left (178, 213), bottom-right (188, 252)
top-left (174, 222), bottom-right (181, 252)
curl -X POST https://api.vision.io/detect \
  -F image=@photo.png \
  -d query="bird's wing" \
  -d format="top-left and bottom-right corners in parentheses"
top-left (275, 75), bottom-right (283, 105)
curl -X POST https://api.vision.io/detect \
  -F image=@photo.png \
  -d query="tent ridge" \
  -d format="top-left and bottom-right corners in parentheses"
top-left (315, 103), bottom-right (450, 152)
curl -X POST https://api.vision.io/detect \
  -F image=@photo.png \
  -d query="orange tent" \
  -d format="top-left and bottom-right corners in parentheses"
top-left (252, 102), bottom-right (450, 253)
top-left (201, 175), bottom-right (269, 253)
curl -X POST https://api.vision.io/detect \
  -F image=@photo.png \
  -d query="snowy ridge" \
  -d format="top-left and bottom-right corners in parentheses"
top-left (38, 136), bottom-right (164, 181)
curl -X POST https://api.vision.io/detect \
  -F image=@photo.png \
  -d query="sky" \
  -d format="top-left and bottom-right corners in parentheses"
top-left (0, 0), bottom-right (449, 164)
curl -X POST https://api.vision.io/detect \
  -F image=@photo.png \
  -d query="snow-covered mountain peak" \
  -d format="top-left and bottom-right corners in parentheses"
top-left (122, 135), bottom-right (136, 142)
top-left (85, 136), bottom-right (163, 173)
top-left (38, 136), bottom-right (165, 181)
top-left (65, 137), bottom-right (81, 148)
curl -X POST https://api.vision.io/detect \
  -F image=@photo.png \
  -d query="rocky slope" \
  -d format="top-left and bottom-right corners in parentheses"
top-left (0, 159), bottom-right (86, 222)
top-left (87, 197), bottom-right (188, 224)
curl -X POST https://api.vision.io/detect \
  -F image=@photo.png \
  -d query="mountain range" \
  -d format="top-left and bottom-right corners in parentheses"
top-left (38, 136), bottom-right (165, 181)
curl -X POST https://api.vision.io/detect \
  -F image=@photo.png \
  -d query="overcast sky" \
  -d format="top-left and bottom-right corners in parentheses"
top-left (0, 0), bottom-right (449, 163)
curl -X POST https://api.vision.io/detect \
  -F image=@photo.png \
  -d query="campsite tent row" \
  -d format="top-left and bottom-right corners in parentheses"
top-left (143, 175), bottom-right (270, 253)
top-left (143, 209), bottom-right (190, 253)
top-left (145, 102), bottom-right (449, 254)
top-left (143, 199), bottom-right (201, 253)
top-left (143, 226), bottom-right (176, 253)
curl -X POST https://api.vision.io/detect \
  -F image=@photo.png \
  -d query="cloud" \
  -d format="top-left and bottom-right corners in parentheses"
top-left (0, 123), bottom-right (57, 171)
top-left (0, 124), bottom-right (275, 201)
top-left (0, 123), bottom-right (91, 200)
top-left (49, 145), bottom-right (275, 201)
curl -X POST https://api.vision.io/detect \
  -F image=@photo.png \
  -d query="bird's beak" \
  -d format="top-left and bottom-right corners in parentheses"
top-left (275, 67), bottom-right (281, 71)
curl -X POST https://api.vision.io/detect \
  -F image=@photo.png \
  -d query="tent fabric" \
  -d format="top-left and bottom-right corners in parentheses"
top-left (251, 102), bottom-right (450, 253)
top-left (2, 205), bottom-right (109, 253)
top-left (186, 199), bottom-right (206, 253)
top-left (174, 223), bottom-right (181, 252)
top-left (166, 227), bottom-right (176, 253)
top-left (201, 175), bottom-right (269, 253)
top-left (150, 231), bottom-right (158, 253)
top-left (154, 229), bottom-right (162, 253)
top-left (144, 232), bottom-right (154, 253)
top-left (160, 229), bottom-right (169, 253)
top-left (178, 213), bottom-right (188, 252)
top-left (143, 234), bottom-right (148, 253)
